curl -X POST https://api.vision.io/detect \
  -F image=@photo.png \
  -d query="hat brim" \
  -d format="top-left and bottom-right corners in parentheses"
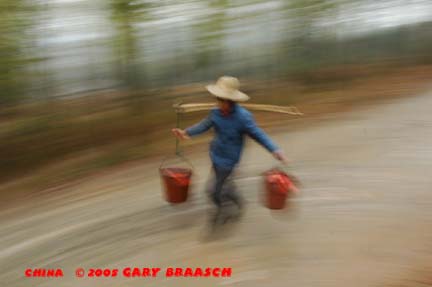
top-left (206, 85), bottom-right (250, 102)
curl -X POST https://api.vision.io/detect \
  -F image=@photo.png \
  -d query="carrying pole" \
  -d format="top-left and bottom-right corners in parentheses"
top-left (173, 102), bottom-right (303, 115)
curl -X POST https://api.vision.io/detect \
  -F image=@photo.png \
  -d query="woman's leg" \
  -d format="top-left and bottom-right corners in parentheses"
top-left (223, 178), bottom-right (243, 209)
top-left (211, 165), bottom-right (233, 207)
top-left (212, 165), bottom-right (244, 210)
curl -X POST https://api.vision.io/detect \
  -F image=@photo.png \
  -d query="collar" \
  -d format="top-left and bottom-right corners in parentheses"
top-left (220, 103), bottom-right (237, 117)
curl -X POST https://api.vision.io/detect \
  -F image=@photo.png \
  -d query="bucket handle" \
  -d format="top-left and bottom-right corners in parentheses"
top-left (159, 153), bottom-right (194, 171)
top-left (268, 163), bottom-right (290, 174)
top-left (159, 101), bottom-right (194, 171)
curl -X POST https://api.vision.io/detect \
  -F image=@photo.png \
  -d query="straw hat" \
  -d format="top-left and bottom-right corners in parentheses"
top-left (206, 76), bottom-right (250, 102)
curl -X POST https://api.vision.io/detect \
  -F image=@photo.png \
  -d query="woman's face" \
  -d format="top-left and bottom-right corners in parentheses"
top-left (217, 98), bottom-right (233, 115)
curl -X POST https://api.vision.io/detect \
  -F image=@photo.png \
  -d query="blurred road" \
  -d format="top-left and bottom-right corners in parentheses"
top-left (1, 91), bottom-right (432, 287)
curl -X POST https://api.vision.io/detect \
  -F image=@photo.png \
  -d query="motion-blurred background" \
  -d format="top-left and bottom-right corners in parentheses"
top-left (1, 0), bottom-right (432, 190)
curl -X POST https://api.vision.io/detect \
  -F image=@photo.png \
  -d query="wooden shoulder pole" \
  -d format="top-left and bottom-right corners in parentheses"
top-left (173, 102), bottom-right (303, 115)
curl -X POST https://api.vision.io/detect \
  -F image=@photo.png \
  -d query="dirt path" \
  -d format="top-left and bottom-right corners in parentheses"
top-left (1, 91), bottom-right (432, 287)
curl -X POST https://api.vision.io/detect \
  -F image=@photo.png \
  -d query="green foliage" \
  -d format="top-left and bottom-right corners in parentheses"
top-left (0, 0), bottom-right (40, 105)
top-left (109, 0), bottom-right (153, 89)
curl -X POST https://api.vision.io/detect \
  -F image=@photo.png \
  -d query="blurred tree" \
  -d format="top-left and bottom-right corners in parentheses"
top-left (0, 0), bottom-right (38, 106)
top-left (280, 0), bottom-right (340, 83)
top-left (192, 0), bottom-right (229, 79)
top-left (109, 0), bottom-right (151, 89)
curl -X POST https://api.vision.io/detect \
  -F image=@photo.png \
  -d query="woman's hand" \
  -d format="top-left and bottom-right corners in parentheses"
top-left (171, 128), bottom-right (190, 140)
top-left (272, 149), bottom-right (288, 165)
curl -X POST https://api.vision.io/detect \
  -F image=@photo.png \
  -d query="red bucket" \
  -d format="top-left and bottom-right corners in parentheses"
top-left (264, 169), bottom-right (295, 210)
top-left (159, 167), bottom-right (192, 203)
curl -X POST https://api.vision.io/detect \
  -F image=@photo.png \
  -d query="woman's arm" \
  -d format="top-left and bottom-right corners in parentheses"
top-left (243, 113), bottom-right (288, 163)
top-left (172, 116), bottom-right (213, 140)
top-left (185, 116), bottom-right (213, 136)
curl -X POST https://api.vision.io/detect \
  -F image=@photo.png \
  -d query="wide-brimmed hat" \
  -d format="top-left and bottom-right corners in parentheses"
top-left (206, 76), bottom-right (250, 102)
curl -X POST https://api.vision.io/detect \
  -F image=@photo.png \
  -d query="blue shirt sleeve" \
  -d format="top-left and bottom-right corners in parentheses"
top-left (185, 116), bottom-right (213, 136)
top-left (243, 112), bottom-right (279, 153)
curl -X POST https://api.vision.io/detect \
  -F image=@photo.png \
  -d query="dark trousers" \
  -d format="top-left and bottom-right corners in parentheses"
top-left (208, 164), bottom-right (242, 209)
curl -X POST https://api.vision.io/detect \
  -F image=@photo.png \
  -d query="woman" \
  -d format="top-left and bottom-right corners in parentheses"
top-left (172, 76), bottom-right (288, 223)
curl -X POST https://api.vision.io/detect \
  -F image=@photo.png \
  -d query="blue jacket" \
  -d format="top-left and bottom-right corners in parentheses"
top-left (185, 104), bottom-right (279, 168)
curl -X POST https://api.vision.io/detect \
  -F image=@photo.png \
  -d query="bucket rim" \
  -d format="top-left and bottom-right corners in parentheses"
top-left (159, 154), bottom-right (194, 171)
